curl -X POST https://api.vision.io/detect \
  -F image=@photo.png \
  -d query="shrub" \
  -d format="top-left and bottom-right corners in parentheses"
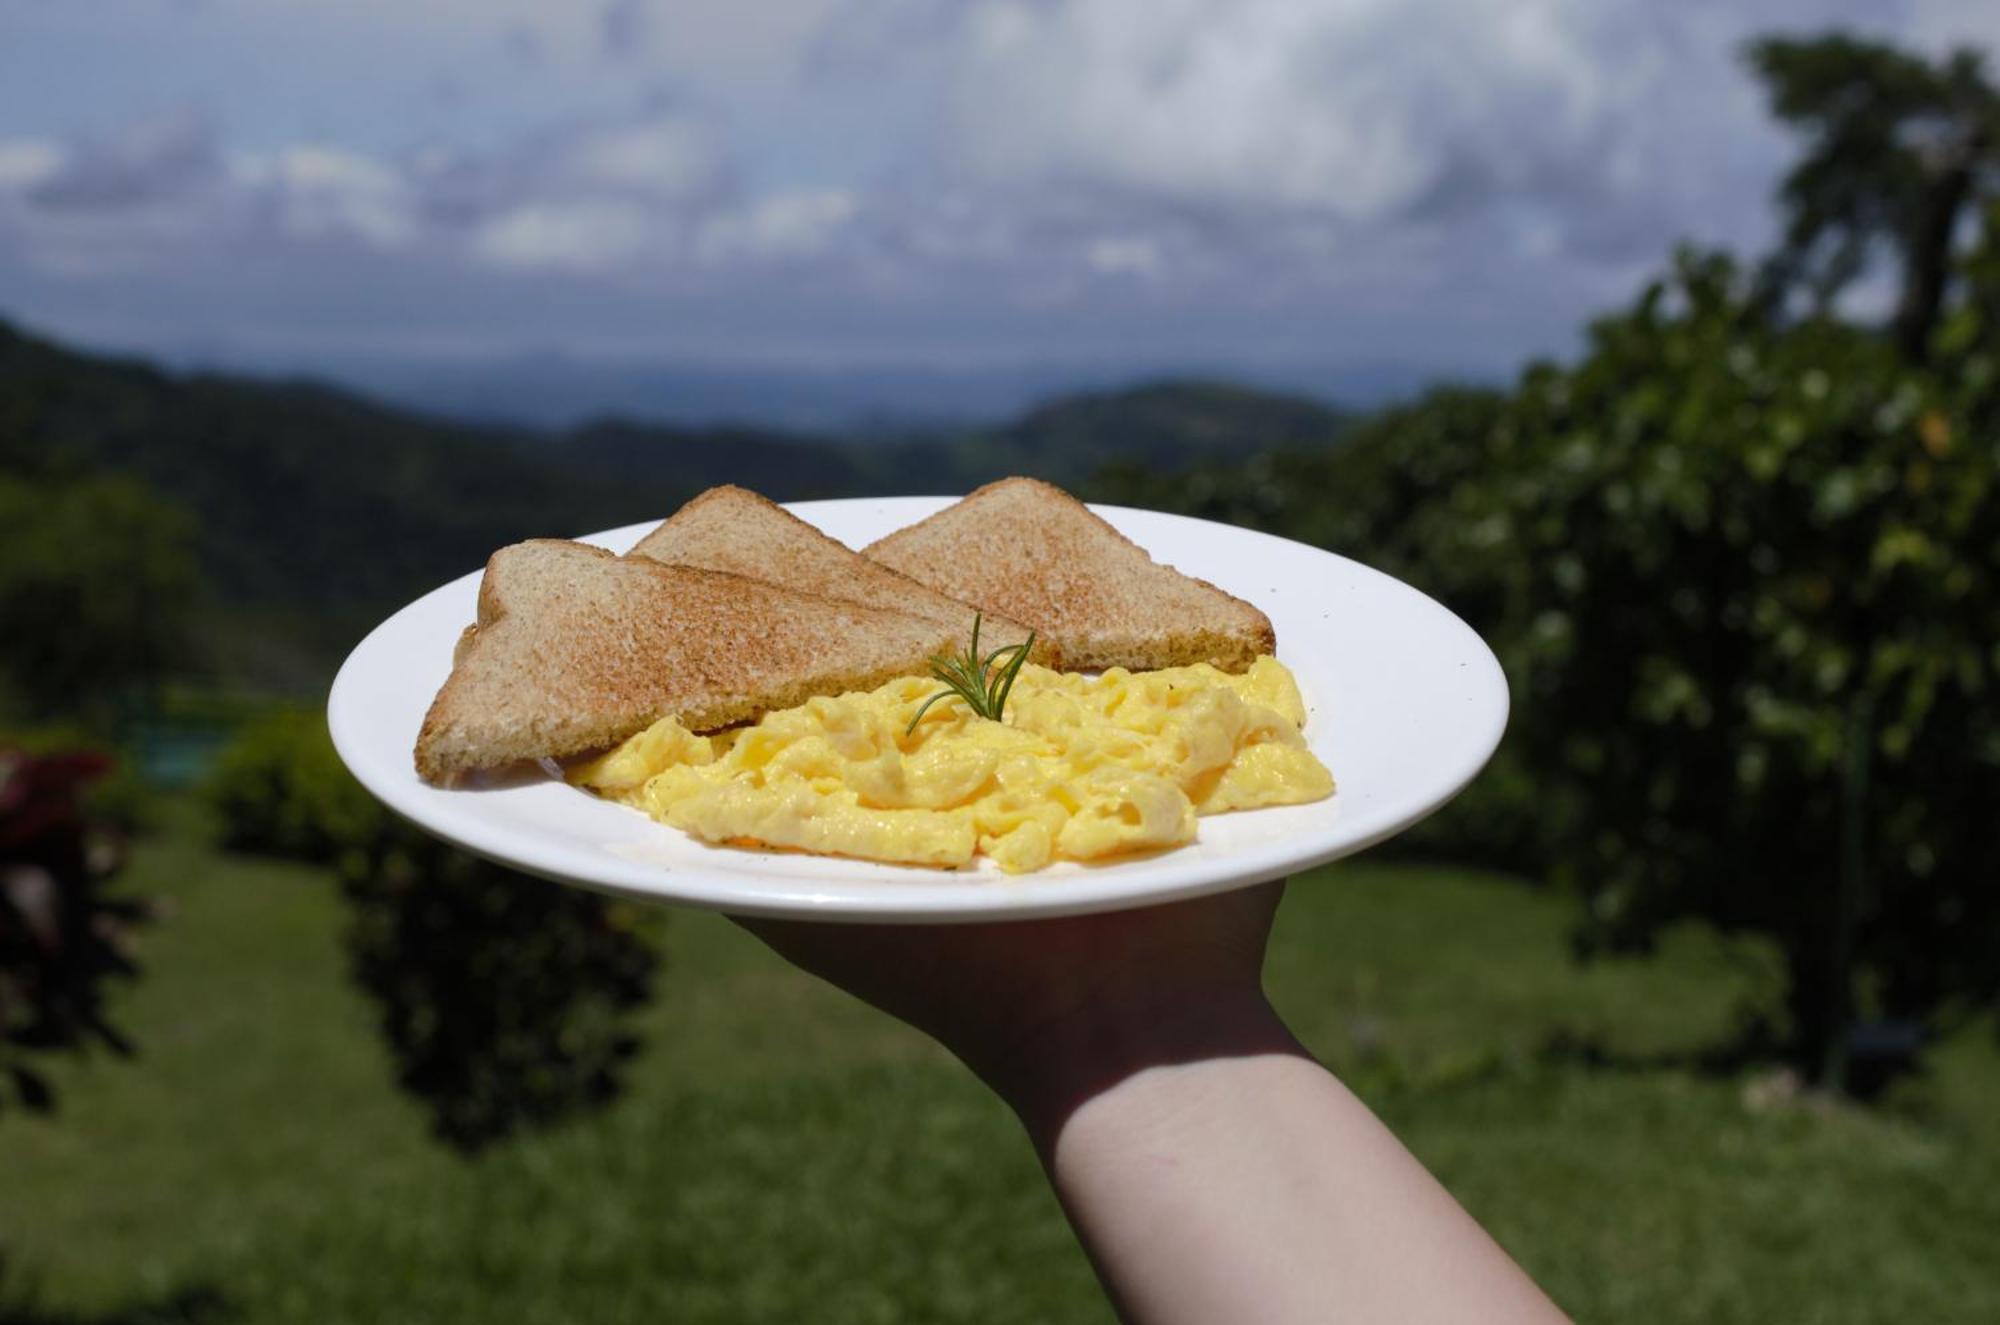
top-left (204, 707), bottom-right (377, 861)
top-left (203, 711), bottom-right (663, 1151)
top-left (337, 824), bottom-right (660, 1153)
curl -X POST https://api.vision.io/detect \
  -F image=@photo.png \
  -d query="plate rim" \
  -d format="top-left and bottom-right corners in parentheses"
top-left (327, 497), bottom-right (1509, 923)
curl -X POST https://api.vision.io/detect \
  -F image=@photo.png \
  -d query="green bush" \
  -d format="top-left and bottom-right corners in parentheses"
top-left (337, 824), bottom-right (660, 1153)
top-left (204, 707), bottom-right (379, 861)
top-left (202, 710), bottom-right (663, 1151)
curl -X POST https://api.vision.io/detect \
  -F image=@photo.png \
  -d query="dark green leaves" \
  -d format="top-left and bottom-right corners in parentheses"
top-left (1088, 231), bottom-right (2000, 1091)
top-left (202, 713), bottom-right (662, 1154)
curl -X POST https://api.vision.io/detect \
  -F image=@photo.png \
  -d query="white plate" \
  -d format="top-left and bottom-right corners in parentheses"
top-left (328, 498), bottom-right (1507, 923)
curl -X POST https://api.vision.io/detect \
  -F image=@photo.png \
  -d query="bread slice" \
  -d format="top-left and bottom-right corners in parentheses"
top-left (414, 539), bottom-right (963, 784)
top-left (864, 477), bottom-right (1274, 672)
top-left (626, 485), bottom-right (1052, 664)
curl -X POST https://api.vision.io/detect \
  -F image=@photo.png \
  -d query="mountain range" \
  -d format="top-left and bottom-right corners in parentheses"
top-left (0, 317), bottom-right (1350, 688)
top-left (168, 346), bottom-right (1428, 432)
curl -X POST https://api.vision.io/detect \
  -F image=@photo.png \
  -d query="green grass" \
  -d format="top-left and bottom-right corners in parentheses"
top-left (3, 803), bottom-right (1997, 1324)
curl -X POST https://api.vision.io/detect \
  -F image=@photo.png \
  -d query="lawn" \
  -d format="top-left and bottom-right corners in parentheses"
top-left (3, 801), bottom-right (1997, 1324)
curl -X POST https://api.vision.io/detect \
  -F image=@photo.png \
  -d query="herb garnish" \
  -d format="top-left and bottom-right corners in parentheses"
top-left (905, 613), bottom-right (1037, 734)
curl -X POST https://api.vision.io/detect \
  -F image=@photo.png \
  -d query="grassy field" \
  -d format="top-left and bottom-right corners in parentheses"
top-left (3, 802), bottom-right (1998, 1324)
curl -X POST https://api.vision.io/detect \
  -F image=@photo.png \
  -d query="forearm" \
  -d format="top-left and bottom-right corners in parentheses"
top-left (1009, 999), bottom-right (1569, 1325)
top-left (737, 887), bottom-right (1565, 1321)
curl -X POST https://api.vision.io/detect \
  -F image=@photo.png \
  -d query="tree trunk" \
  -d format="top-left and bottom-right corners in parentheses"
top-left (1788, 945), bottom-right (1846, 1092)
top-left (1794, 692), bottom-right (1874, 1091)
top-left (1894, 159), bottom-right (1974, 364)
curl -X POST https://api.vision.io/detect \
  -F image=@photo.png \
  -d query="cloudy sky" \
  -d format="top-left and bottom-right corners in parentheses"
top-left (2, 1), bottom-right (1996, 418)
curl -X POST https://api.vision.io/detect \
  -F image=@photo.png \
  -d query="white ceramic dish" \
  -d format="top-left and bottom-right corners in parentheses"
top-left (328, 498), bottom-right (1507, 923)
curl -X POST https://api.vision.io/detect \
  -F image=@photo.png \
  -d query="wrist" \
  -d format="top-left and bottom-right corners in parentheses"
top-left (981, 982), bottom-right (1302, 1148)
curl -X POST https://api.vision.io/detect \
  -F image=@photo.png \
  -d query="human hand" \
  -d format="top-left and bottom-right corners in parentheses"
top-left (733, 881), bottom-right (1300, 1133)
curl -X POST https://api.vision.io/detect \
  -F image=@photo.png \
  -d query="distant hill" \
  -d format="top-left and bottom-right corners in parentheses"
top-left (0, 319), bottom-right (1349, 687)
top-left (252, 348), bottom-right (1396, 431)
top-left (556, 380), bottom-right (1347, 494)
top-left (305, 352), bottom-right (1116, 431)
top-left (554, 420), bottom-right (869, 493)
top-left (997, 380), bottom-right (1348, 474)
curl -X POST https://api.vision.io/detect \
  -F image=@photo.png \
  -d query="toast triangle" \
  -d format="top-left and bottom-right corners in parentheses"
top-left (414, 539), bottom-right (964, 784)
top-left (626, 485), bottom-right (1050, 664)
top-left (863, 477), bottom-right (1274, 672)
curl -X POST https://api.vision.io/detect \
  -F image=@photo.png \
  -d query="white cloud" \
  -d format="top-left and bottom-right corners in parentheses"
top-left (564, 116), bottom-right (721, 197)
top-left (929, 0), bottom-right (1795, 251)
top-left (0, 103), bottom-right (737, 276)
top-left (472, 200), bottom-right (653, 271)
top-left (253, 146), bottom-right (417, 247)
top-left (698, 188), bottom-right (857, 262)
top-left (947, 0), bottom-right (1441, 220)
top-left (316, 0), bottom-right (847, 80)
top-left (0, 122), bottom-right (426, 268)
top-left (1, 0), bottom-right (1992, 379)
top-left (25, 109), bottom-right (221, 213)
top-left (1085, 237), bottom-right (1162, 278)
top-left (0, 141), bottom-right (63, 190)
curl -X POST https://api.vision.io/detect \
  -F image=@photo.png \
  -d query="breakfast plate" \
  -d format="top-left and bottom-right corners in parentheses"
top-left (328, 498), bottom-right (1507, 923)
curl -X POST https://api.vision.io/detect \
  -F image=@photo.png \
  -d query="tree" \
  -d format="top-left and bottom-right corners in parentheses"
top-left (1093, 237), bottom-right (2000, 1089)
top-left (0, 473), bottom-right (198, 724)
top-left (1087, 36), bottom-right (2000, 1092)
top-left (1748, 34), bottom-right (2000, 361)
top-left (1467, 249), bottom-right (1997, 1088)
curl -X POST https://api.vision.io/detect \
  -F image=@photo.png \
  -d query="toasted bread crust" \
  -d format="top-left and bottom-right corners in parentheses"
top-left (864, 477), bottom-right (1274, 672)
top-left (626, 485), bottom-right (1055, 665)
top-left (414, 540), bottom-right (963, 784)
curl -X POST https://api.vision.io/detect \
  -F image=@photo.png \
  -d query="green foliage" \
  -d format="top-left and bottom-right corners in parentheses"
top-left (0, 473), bottom-right (198, 723)
top-left (0, 749), bottom-right (152, 1114)
top-left (203, 708), bottom-right (378, 861)
top-left (337, 826), bottom-right (660, 1154)
top-left (1480, 249), bottom-right (1998, 1082)
top-left (995, 380), bottom-right (1348, 479)
top-left (1091, 383), bottom-right (1508, 606)
top-left (1096, 239), bottom-right (2000, 1086)
top-left (1747, 34), bottom-right (2000, 356)
top-left (0, 324), bottom-right (841, 687)
top-left (202, 713), bottom-right (661, 1152)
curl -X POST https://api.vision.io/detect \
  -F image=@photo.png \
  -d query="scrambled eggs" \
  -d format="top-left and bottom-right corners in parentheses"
top-left (569, 657), bottom-right (1332, 873)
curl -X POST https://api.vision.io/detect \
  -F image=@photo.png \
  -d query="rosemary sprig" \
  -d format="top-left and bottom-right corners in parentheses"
top-left (905, 613), bottom-right (1037, 734)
